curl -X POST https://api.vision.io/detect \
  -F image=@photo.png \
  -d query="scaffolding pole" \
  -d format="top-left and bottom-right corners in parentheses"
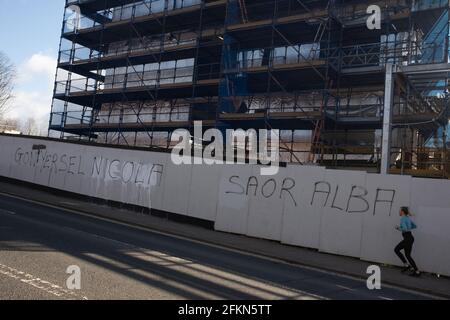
top-left (381, 63), bottom-right (395, 174)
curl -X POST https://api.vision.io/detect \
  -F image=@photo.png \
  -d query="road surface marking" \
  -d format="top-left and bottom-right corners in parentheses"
top-left (0, 209), bottom-right (16, 215)
top-left (59, 201), bottom-right (79, 206)
top-left (0, 263), bottom-right (88, 300)
top-left (336, 285), bottom-right (355, 291)
top-left (61, 226), bottom-right (324, 299)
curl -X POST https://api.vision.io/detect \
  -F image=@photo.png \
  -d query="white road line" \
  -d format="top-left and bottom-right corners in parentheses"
top-left (59, 202), bottom-right (79, 206)
top-left (336, 285), bottom-right (355, 291)
top-left (0, 209), bottom-right (16, 215)
top-left (0, 191), bottom-right (443, 300)
top-left (62, 227), bottom-right (326, 300)
top-left (0, 263), bottom-right (88, 300)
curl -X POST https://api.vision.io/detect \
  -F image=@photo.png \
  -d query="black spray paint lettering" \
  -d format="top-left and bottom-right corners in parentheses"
top-left (92, 156), bottom-right (104, 177)
top-left (42, 154), bottom-right (52, 172)
top-left (261, 179), bottom-right (277, 198)
top-left (14, 148), bottom-right (27, 164)
top-left (135, 163), bottom-right (146, 184)
top-left (41, 153), bottom-right (59, 176)
top-left (311, 181), bottom-right (332, 207)
top-left (38, 150), bottom-right (47, 168)
top-left (14, 148), bottom-right (165, 188)
top-left (122, 161), bottom-right (135, 184)
top-left (247, 176), bottom-right (258, 196)
top-left (346, 186), bottom-right (370, 214)
top-left (68, 156), bottom-right (83, 175)
top-left (281, 178), bottom-right (297, 207)
top-left (92, 156), bottom-right (165, 187)
top-left (15, 148), bottom-right (48, 168)
top-left (225, 175), bottom-right (297, 207)
top-left (373, 189), bottom-right (396, 216)
top-left (311, 182), bottom-right (371, 214)
top-left (330, 185), bottom-right (345, 211)
top-left (59, 154), bottom-right (69, 173)
top-left (226, 176), bottom-right (246, 195)
top-left (77, 157), bottom-right (86, 175)
top-left (15, 147), bottom-right (88, 176)
top-left (148, 164), bottom-right (164, 187)
top-left (51, 153), bottom-right (59, 175)
top-left (108, 159), bottom-right (121, 180)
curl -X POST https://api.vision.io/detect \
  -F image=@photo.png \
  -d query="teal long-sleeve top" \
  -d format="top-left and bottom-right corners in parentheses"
top-left (399, 216), bottom-right (417, 232)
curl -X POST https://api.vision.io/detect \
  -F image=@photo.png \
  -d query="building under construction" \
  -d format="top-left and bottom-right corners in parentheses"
top-left (49, 0), bottom-right (450, 178)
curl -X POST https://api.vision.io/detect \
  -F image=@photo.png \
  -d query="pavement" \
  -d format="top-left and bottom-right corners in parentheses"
top-left (0, 178), bottom-right (449, 300)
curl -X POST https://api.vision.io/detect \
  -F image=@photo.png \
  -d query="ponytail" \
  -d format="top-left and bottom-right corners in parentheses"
top-left (401, 207), bottom-right (411, 216)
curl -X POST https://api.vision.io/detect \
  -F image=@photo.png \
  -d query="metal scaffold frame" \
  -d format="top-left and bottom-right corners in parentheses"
top-left (49, 0), bottom-right (450, 178)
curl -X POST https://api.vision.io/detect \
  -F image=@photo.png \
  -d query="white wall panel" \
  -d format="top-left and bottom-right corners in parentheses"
top-left (281, 165), bottom-right (326, 249)
top-left (414, 206), bottom-right (450, 276)
top-left (246, 166), bottom-right (287, 241)
top-left (0, 137), bottom-right (14, 177)
top-left (360, 174), bottom-right (412, 265)
top-left (162, 156), bottom-right (193, 215)
top-left (215, 164), bottom-right (254, 235)
top-left (7, 138), bottom-right (37, 183)
top-left (318, 169), bottom-right (367, 258)
top-left (187, 162), bottom-right (223, 221)
top-left (136, 151), bottom-right (167, 211)
top-left (410, 179), bottom-right (450, 276)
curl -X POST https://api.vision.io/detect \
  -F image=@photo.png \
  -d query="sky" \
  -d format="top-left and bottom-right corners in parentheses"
top-left (0, 0), bottom-right (65, 134)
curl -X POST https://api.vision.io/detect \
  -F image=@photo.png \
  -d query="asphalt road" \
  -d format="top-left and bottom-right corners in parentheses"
top-left (0, 193), bottom-right (435, 300)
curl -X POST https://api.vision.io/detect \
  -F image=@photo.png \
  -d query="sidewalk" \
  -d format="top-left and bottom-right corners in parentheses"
top-left (0, 178), bottom-right (449, 299)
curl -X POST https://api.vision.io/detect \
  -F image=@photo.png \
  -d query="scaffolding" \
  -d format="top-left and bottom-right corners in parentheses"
top-left (50, 0), bottom-right (450, 177)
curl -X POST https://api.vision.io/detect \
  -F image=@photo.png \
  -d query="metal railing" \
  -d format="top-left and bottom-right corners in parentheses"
top-left (329, 40), bottom-right (448, 69)
top-left (59, 36), bottom-right (197, 64)
top-left (55, 62), bottom-right (220, 95)
top-left (225, 0), bottom-right (326, 25)
top-left (63, 0), bottom-right (203, 34)
top-left (390, 147), bottom-right (450, 178)
top-left (224, 45), bottom-right (323, 73)
top-left (223, 38), bottom-right (447, 75)
top-left (51, 103), bottom-right (190, 127)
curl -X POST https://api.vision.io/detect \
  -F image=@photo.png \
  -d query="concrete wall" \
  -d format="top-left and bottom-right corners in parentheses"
top-left (1, 135), bottom-right (450, 276)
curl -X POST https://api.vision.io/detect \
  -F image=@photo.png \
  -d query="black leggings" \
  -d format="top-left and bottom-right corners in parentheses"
top-left (394, 232), bottom-right (418, 271)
